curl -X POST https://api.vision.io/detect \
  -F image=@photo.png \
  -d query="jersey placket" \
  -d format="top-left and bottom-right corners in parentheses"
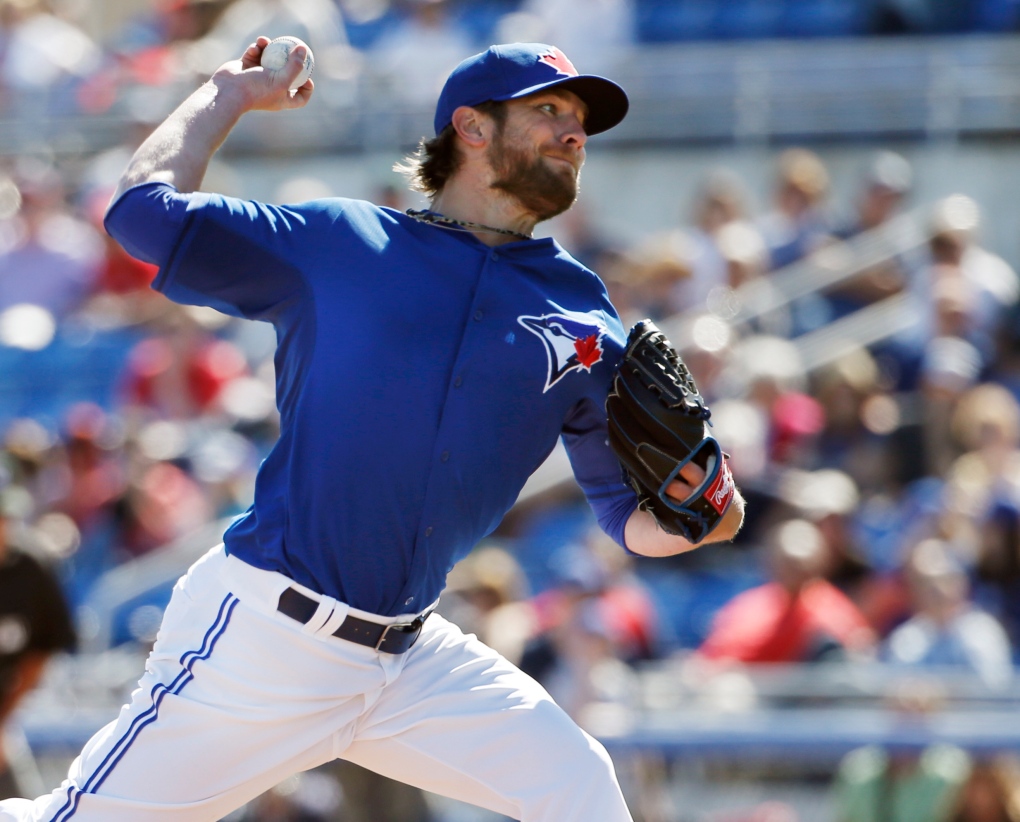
top-left (392, 248), bottom-right (503, 613)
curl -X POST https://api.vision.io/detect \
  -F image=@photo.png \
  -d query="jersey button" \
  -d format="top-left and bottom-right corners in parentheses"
top-left (441, 450), bottom-right (450, 462)
top-left (405, 597), bottom-right (415, 606)
top-left (454, 376), bottom-right (463, 388)
top-left (473, 310), bottom-right (483, 321)
top-left (425, 526), bottom-right (433, 537)
top-left (491, 252), bottom-right (500, 261)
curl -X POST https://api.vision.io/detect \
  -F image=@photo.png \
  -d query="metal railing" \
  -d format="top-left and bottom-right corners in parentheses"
top-left (611, 34), bottom-right (1020, 145)
top-left (591, 661), bottom-right (1020, 762)
top-left (17, 655), bottom-right (1020, 763)
top-left (658, 207), bottom-right (928, 365)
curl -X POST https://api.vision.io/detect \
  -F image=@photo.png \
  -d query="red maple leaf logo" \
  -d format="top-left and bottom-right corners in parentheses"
top-left (538, 48), bottom-right (578, 77)
top-left (573, 334), bottom-right (602, 370)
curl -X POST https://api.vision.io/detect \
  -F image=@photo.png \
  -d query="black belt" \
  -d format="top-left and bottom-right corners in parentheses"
top-left (276, 587), bottom-right (429, 654)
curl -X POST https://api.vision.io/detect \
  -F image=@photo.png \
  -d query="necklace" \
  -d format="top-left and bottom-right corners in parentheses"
top-left (405, 209), bottom-right (531, 241)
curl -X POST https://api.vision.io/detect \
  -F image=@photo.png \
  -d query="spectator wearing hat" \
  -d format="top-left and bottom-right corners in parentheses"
top-left (883, 539), bottom-right (1013, 690)
top-left (757, 148), bottom-right (837, 336)
top-left (758, 147), bottom-right (834, 273)
top-left (902, 196), bottom-right (1019, 385)
top-left (837, 151), bottom-right (914, 242)
top-left (826, 151), bottom-right (914, 320)
top-left (940, 383), bottom-right (1020, 648)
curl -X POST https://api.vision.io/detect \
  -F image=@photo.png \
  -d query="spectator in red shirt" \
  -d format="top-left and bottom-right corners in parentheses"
top-left (699, 518), bottom-right (876, 663)
top-left (121, 306), bottom-right (249, 420)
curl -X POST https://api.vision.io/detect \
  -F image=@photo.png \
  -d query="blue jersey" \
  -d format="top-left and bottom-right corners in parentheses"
top-left (105, 183), bottom-right (638, 615)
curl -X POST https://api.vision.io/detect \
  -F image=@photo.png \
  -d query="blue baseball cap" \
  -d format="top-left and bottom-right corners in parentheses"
top-left (434, 43), bottom-right (629, 137)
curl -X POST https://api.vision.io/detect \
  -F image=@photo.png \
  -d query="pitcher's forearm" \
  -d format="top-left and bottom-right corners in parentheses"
top-left (113, 80), bottom-right (249, 201)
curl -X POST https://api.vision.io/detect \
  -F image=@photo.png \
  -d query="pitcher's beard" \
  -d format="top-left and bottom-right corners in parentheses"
top-left (488, 133), bottom-right (579, 222)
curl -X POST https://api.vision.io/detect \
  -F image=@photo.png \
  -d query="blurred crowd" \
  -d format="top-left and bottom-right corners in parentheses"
top-left (1, 127), bottom-right (1020, 818)
top-left (1, 1), bottom-right (1020, 820)
top-left (2, 0), bottom-right (1020, 131)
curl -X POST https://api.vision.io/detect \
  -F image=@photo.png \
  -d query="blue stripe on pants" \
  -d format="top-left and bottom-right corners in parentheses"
top-left (48, 594), bottom-right (239, 821)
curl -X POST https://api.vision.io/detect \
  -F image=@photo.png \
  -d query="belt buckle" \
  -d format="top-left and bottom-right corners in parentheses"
top-left (374, 620), bottom-right (412, 652)
top-left (374, 615), bottom-right (425, 652)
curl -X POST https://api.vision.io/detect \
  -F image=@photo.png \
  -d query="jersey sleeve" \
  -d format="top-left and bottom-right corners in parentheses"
top-left (103, 182), bottom-right (189, 266)
top-left (104, 182), bottom-right (315, 321)
top-left (561, 396), bottom-right (639, 550)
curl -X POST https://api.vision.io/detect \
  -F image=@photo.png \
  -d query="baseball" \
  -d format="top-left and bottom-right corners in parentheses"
top-left (260, 36), bottom-right (314, 90)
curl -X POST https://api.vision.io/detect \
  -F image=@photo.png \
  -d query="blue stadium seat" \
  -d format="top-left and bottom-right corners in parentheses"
top-left (343, 9), bottom-right (402, 51)
top-left (514, 503), bottom-right (596, 594)
top-left (0, 330), bottom-right (139, 430)
top-left (780, 0), bottom-right (868, 37)
top-left (635, 0), bottom-right (719, 42)
top-left (973, 0), bottom-right (1020, 30)
top-left (453, 1), bottom-right (519, 44)
top-left (637, 0), bottom-right (873, 42)
top-left (714, 0), bottom-right (784, 39)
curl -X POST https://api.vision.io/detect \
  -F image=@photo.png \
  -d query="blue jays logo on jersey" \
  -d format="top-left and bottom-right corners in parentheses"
top-left (518, 303), bottom-right (607, 393)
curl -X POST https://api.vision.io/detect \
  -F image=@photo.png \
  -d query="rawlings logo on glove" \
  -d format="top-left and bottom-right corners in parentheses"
top-left (606, 320), bottom-right (733, 544)
top-left (705, 460), bottom-right (735, 515)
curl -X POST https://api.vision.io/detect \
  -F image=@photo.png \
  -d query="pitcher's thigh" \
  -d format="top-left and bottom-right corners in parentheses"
top-left (6, 588), bottom-right (342, 821)
top-left (343, 618), bottom-right (633, 822)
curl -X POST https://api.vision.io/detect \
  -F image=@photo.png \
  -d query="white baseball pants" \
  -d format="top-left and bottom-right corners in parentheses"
top-left (0, 545), bottom-right (633, 822)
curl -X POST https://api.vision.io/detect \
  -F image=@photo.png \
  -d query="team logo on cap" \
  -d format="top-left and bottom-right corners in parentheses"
top-left (538, 48), bottom-right (578, 77)
top-left (519, 302), bottom-right (606, 392)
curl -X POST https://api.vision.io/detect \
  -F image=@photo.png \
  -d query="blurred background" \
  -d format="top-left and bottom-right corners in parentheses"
top-left (5, 0), bottom-right (1020, 820)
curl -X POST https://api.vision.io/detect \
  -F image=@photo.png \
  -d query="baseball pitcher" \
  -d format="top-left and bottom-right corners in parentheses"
top-left (0, 38), bottom-right (743, 822)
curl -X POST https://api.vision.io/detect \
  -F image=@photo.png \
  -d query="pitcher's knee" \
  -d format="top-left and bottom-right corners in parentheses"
top-left (514, 719), bottom-right (630, 821)
top-left (571, 734), bottom-right (621, 790)
top-left (531, 704), bottom-right (620, 789)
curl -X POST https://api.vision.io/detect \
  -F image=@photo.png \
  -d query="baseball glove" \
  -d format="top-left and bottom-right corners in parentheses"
top-left (606, 320), bottom-right (735, 544)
